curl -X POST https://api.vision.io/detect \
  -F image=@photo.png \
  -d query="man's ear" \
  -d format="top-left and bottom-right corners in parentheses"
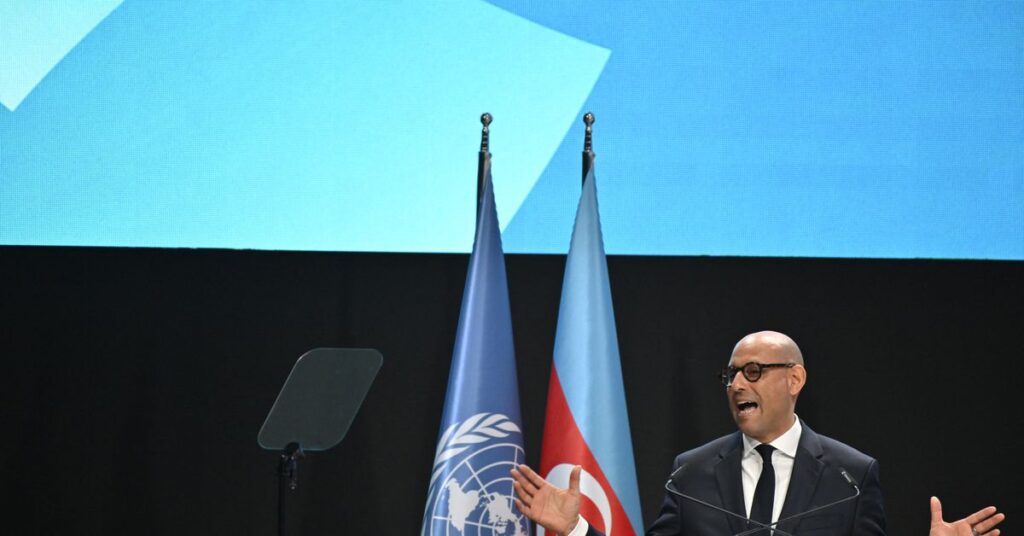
top-left (789, 365), bottom-right (806, 396)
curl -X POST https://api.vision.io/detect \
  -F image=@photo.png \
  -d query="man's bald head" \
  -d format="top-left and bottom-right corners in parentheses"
top-left (726, 331), bottom-right (807, 443)
top-left (732, 330), bottom-right (804, 366)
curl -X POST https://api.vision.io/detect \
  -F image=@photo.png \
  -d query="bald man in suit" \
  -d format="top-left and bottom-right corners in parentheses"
top-left (511, 331), bottom-right (1004, 536)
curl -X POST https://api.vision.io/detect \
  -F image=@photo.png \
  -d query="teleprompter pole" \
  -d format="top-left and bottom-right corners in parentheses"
top-left (278, 442), bottom-right (303, 536)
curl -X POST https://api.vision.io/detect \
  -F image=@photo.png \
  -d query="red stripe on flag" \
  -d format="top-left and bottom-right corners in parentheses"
top-left (540, 367), bottom-right (637, 535)
top-left (579, 494), bottom-right (606, 534)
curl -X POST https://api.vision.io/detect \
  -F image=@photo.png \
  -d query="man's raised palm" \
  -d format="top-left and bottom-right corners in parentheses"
top-left (511, 464), bottom-right (582, 535)
top-left (929, 496), bottom-right (1004, 536)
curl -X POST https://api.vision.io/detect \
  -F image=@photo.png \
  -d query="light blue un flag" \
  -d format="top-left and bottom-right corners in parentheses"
top-left (421, 161), bottom-right (529, 536)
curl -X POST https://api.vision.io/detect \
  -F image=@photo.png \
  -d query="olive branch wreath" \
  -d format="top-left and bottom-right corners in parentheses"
top-left (428, 412), bottom-right (521, 488)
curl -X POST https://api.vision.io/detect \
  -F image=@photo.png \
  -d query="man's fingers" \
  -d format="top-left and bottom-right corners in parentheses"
top-left (518, 464), bottom-right (548, 488)
top-left (513, 481), bottom-right (531, 504)
top-left (514, 498), bottom-right (529, 516)
top-left (516, 471), bottom-right (540, 498)
top-left (569, 465), bottom-right (582, 493)
top-left (974, 513), bottom-right (1005, 534)
top-left (513, 469), bottom-right (540, 496)
top-left (964, 507), bottom-right (998, 526)
top-left (930, 496), bottom-right (943, 525)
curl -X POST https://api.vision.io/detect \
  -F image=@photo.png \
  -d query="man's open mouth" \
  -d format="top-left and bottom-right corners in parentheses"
top-left (736, 401), bottom-right (758, 415)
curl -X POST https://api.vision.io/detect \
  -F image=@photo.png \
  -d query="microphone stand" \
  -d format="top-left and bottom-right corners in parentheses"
top-left (732, 469), bottom-right (862, 536)
top-left (663, 479), bottom-right (796, 536)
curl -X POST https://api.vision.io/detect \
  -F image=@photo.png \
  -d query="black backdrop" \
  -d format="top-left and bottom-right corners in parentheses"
top-left (2, 246), bottom-right (1020, 535)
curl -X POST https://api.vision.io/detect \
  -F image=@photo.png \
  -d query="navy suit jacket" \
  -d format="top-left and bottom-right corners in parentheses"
top-left (588, 422), bottom-right (886, 535)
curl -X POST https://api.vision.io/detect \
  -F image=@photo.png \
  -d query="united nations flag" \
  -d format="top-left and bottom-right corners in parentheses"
top-left (420, 147), bottom-right (528, 536)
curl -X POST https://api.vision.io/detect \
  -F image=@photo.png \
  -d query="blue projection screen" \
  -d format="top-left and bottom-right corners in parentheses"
top-left (1, 1), bottom-right (1021, 259)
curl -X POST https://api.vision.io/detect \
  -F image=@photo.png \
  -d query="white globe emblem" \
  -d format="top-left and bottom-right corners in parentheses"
top-left (426, 413), bottom-right (528, 536)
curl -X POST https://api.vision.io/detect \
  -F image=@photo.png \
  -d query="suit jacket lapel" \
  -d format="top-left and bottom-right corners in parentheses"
top-left (714, 433), bottom-right (747, 535)
top-left (777, 421), bottom-right (826, 535)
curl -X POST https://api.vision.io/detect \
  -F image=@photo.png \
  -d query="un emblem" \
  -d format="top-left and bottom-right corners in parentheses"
top-left (424, 413), bottom-right (528, 536)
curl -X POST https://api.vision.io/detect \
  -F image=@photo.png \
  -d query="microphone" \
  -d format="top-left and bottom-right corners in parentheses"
top-left (664, 464), bottom-right (796, 536)
top-left (732, 467), bottom-right (861, 536)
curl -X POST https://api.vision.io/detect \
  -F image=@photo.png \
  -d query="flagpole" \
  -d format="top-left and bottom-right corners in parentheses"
top-left (478, 113), bottom-right (492, 220)
top-left (421, 112), bottom-right (527, 536)
top-left (582, 112), bottom-right (596, 185)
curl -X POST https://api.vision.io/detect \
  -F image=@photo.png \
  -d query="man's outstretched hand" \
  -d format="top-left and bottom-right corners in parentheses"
top-left (929, 496), bottom-right (1005, 536)
top-left (511, 464), bottom-right (582, 535)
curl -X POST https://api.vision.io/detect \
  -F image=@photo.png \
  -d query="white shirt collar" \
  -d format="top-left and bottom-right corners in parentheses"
top-left (742, 416), bottom-right (802, 459)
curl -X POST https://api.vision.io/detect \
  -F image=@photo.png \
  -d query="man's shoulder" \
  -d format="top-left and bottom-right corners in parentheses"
top-left (671, 431), bottom-right (741, 467)
top-left (806, 425), bottom-right (879, 473)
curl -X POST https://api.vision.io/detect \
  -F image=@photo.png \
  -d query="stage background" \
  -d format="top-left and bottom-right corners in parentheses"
top-left (2, 246), bottom-right (1019, 535)
top-left (3, 1), bottom-right (1021, 533)
top-left (3, 0), bottom-right (1022, 259)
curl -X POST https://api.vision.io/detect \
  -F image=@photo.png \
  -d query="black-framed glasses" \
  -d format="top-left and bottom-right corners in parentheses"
top-left (720, 362), bottom-right (796, 387)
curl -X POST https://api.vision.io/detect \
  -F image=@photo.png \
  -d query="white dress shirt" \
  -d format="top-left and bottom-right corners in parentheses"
top-left (566, 418), bottom-right (803, 536)
top-left (741, 417), bottom-right (802, 524)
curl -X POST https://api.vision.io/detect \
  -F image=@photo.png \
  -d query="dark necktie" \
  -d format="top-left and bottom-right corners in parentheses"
top-left (750, 443), bottom-right (776, 528)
